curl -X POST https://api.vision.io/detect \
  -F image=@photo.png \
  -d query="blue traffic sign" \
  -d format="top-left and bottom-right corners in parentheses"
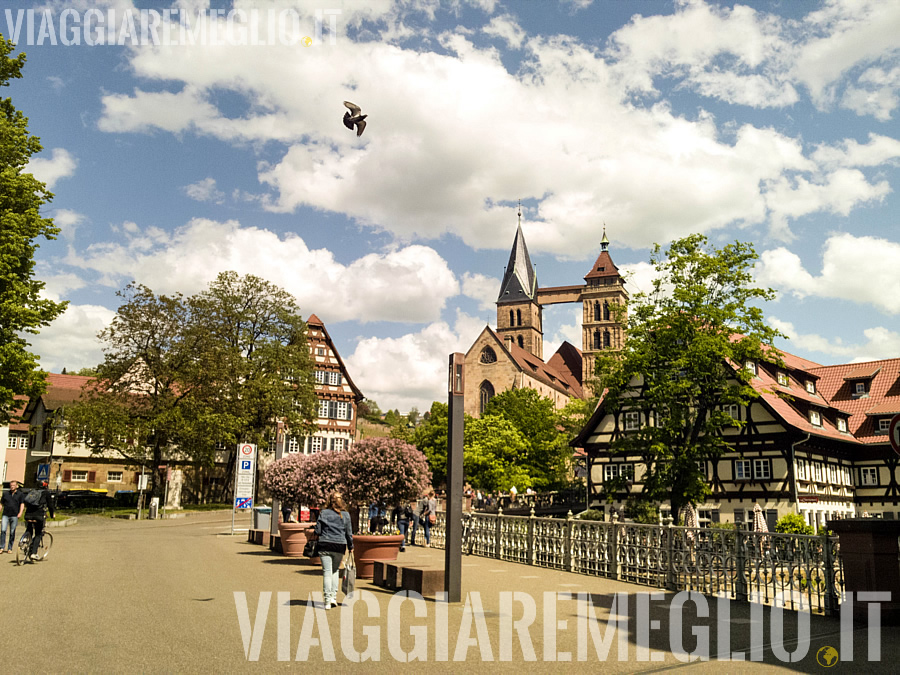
top-left (235, 497), bottom-right (253, 509)
top-left (36, 463), bottom-right (51, 481)
top-left (240, 460), bottom-right (253, 471)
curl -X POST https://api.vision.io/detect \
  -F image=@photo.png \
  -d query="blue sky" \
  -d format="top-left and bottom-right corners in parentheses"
top-left (9, 0), bottom-right (900, 412)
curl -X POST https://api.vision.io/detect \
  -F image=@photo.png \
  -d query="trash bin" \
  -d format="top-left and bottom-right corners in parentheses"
top-left (149, 497), bottom-right (160, 520)
top-left (253, 506), bottom-right (272, 531)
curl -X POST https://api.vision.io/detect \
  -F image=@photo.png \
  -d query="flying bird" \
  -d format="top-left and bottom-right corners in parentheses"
top-left (343, 101), bottom-right (367, 137)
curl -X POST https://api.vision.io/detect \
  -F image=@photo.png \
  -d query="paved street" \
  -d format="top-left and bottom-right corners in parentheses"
top-left (2, 511), bottom-right (898, 672)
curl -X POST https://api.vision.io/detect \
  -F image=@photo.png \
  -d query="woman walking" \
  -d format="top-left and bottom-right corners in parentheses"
top-left (313, 491), bottom-right (354, 609)
top-left (419, 488), bottom-right (437, 547)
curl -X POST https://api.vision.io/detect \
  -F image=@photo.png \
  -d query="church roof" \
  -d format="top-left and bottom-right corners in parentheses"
top-left (584, 229), bottom-right (621, 281)
top-left (497, 225), bottom-right (538, 304)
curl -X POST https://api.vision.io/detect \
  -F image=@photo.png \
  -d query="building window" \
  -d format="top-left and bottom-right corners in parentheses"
top-left (603, 302), bottom-right (611, 321)
top-left (517, 336), bottom-right (524, 348)
top-left (479, 381), bottom-right (495, 415)
top-left (603, 330), bottom-right (611, 348)
top-left (777, 372), bottom-right (789, 386)
top-left (287, 436), bottom-right (300, 453)
top-left (753, 459), bottom-right (771, 480)
top-left (745, 360), bottom-right (757, 375)
top-left (7, 433), bottom-right (27, 449)
top-left (516, 309), bottom-right (522, 327)
top-left (813, 462), bottom-right (822, 482)
top-left (593, 331), bottom-right (601, 350)
top-left (860, 467), bottom-right (878, 486)
top-left (854, 382), bottom-right (866, 395)
top-left (796, 461), bottom-right (807, 481)
top-left (593, 301), bottom-right (601, 321)
top-left (509, 310), bottom-right (514, 326)
top-left (696, 460), bottom-right (707, 479)
top-left (723, 404), bottom-right (740, 420)
top-left (316, 347), bottom-right (326, 356)
top-left (604, 463), bottom-right (634, 482)
top-left (480, 347), bottom-right (497, 364)
top-left (624, 411), bottom-right (640, 431)
top-left (332, 438), bottom-right (345, 452)
top-left (315, 371), bottom-right (325, 384)
top-left (107, 471), bottom-right (123, 483)
top-left (837, 418), bottom-right (848, 432)
top-left (878, 418), bottom-right (891, 433)
top-left (309, 437), bottom-right (323, 454)
top-left (810, 410), bottom-right (822, 426)
top-left (805, 380), bottom-right (816, 394)
top-left (71, 470), bottom-right (88, 482)
top-left (734, 460), bottom-right (751, 480)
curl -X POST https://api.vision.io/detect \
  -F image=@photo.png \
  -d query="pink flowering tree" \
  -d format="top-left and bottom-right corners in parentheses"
top-left (262, 453), bottom-right (306, 503)
top-left (292, 450), bottom-right (350, 506)
top-left (342, 438), bottom-right (432, 508)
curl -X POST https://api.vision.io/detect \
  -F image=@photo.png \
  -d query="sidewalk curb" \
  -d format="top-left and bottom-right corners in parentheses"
top-left (47, 517), bottom-right (78, 528)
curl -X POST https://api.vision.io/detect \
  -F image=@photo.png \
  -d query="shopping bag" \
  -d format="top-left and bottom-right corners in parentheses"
top-left (341, 559), bottom-right (356, 595)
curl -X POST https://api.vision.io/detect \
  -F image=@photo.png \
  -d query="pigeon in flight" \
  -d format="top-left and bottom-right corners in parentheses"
top-left (343, 101), bottom-right (367, 137)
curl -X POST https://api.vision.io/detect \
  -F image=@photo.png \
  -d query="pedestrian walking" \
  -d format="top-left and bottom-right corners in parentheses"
top-left (418, 488), bottom-right (437, 547)
top-left (1, 480), bottom-right (25, 553)
top-left (313, 491), bottom-right (354, 609)
top-left (391, 501), bottom-right (413, 551)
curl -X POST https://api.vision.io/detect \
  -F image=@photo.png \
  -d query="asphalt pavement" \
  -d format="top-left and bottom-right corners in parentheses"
top-left (1, 510), bottom-right (896, 673)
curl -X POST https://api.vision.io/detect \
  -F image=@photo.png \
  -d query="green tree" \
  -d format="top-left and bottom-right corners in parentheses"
top-left (463, 415), bottom-right (532, 492)
top-left (412, 401), bottom-right (448, 487)
top-left (483, 388), bottom-right (572, 490)
top-left (407, 407), bottom-right (420, 426)
top-left (66, 274), bottom-right (317, 499)
top-left (775, 512), bottom-right (815, 535)
top-left (0, 35), bottom-right (67, 419)
top-left (594, 234), bottom-right (785, 518)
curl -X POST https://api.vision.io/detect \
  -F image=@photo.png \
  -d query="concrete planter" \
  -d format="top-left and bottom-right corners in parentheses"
top-left (278, 522), bottom-right (316, 558)
top-left (352, 534), bottom-right (405, 579)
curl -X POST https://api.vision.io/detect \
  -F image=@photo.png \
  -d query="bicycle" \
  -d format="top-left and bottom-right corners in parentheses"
top-left (16, 527), bottom-right (53, 565)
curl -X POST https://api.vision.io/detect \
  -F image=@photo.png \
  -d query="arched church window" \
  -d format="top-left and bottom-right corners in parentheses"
top-left (593, 330), bottom-right (601, 350)
top-left (604, 330), bottom-right (611, 348)
top-left (516, 309), bottom-right (522, 326)
top-left (480, 347), bottom-right (497, 364)
top-left (604, 301), bottom-right (610, 321)
top-left (479, 381), bottom-right (495, 414)
top-left (594, 301), bottom-right (601, 321)
top-left (517, 335), bottom-right (524, 348)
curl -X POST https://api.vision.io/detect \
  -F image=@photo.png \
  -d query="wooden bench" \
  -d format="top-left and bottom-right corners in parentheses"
top-left (247, 528), bottom-right (271, 546)
top-left (400, 567), bottom-right (445, 597)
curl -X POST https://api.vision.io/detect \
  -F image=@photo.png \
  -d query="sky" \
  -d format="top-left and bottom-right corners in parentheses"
top-left (8, 0), bottom-right (900, 413)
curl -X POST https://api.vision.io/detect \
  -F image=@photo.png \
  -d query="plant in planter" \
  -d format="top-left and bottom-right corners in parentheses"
top-left (262, 453), bottom-right (316, 558)
top-left (342, 438), bottom-right (432, 578)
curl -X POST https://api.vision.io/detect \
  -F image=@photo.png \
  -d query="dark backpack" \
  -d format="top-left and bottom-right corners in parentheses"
top-left (24, 490), bottom-right (43, 508)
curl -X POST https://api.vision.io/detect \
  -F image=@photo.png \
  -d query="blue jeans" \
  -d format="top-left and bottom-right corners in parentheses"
top-left (397, 519), bottom-right (409, 548)
top-left (319, 550), bottom-right (344, 606)
top-left (422, 517), bottom-right (432, 545)
top-left (1, 514), bottom-right (18, 551)
top-left (409, 514), bottom-right (420, 545)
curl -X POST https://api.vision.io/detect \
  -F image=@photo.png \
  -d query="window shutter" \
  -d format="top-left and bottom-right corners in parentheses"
top-left (63, 470), bottom-right (71, 482)
top-left (87, 471), bottom-right (96, 482)
top-left (710, 510), bottom-right (720, 523)
top-left (347, 405), bottom-right (353, 421)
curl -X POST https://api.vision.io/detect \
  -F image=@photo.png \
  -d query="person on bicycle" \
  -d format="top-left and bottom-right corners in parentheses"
top-left (23, 480), bottom-right (54, 562)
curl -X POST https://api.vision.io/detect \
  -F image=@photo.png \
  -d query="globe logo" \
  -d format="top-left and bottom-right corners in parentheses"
top-left (816, 645), bottom-right (839, 667)
top-left (301, 36), bottom-right (312, 47)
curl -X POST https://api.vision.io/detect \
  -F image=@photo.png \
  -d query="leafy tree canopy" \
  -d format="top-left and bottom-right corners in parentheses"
top-left (463, 415), bottom-right (532, 493)
top-left (594, 234), bottom-right (785, 517)
top-left (0, 35), bottom-right (67, 419)
top-left (412, 401), bottom-right (449, 488)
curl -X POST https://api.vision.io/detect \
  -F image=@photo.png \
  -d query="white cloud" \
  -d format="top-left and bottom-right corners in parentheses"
top-left (28, 304), bottom-right (116, 374)
top-left (483, 15), bottom-right (525, 49)
top-left (344, 311), bottom-right (476, 411)
top-left (769, 318), bottom-right (900, 362)
top-left (27, 148), bottom-right (77, 188)
top-left (757, 233), bottom-right (900, 314)
top-left (91, 2), bottom-right (900, 249)
top-left (51, 209), bottom-right (85, 240)
top-left (461, 272), bottom-right (499, 311)
top-left (65, 218), bottom-right (460, 324)
top-left (841, 66), bottom-right (900, 121)
top-left (184, 177), bottom-right (225, 203)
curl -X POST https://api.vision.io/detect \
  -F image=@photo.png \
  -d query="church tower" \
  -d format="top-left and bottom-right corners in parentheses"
top-left (496, 207), bottom-right (543, 359)
top-left (580, 228), bottom-right (628, 392)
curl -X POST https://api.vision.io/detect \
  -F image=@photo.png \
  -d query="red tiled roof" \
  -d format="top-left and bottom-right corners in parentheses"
top-left (865, 401), bottom-right (900, 416)
top-left (584, 250), bottom-right (620, 280)
top-left (809, 358), bottom-right (900, 443)
top-left (843, 365), bottom-right (882, 380)
top-left (307, 314), bottom-right (323, 326)
top-left (486, 328), bottom-right (584, 399)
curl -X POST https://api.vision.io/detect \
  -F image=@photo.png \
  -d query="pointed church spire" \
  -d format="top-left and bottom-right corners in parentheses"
top-left (600, 224), bottom-right (609, 252)
top-left (497, 203), bottom-right (538, 304)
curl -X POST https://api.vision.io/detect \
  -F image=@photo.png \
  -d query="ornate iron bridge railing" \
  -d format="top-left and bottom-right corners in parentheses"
top-left (417, 510), bottom-right (844, 616)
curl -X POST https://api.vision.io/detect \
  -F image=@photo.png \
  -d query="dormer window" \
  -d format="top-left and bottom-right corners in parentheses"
top-left (837, 418), bottom-right (848, 433)
top-left (879, 418), bottom-right (891, 433)
top-left (805, 380), bottom-right (816, 395)
top-left (777, 372), bottom-right (789, 386)
top-left (745, 360), bottom-right (757, 375)
top-left (810, 410), bottom-right (822, 427)
top-left (624, 411), bottom-right (641, 431)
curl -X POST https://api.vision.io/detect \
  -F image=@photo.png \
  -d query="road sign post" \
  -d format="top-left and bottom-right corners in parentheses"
top-left (231, 443), bottom-right (257, 535)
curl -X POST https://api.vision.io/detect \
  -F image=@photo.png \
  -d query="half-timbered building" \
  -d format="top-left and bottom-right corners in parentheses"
top-left (573, 352), bottom-right (900, 530)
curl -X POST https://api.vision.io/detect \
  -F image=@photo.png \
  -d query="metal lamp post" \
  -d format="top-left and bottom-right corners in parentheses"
top-left (445, 353), bottom-right (465, 603)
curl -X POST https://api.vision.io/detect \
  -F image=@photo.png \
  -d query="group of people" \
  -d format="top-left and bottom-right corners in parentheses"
top-left (310, 487), bottom-right (438, 608)
top-left (1, 479), bottom-right (55, 561)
